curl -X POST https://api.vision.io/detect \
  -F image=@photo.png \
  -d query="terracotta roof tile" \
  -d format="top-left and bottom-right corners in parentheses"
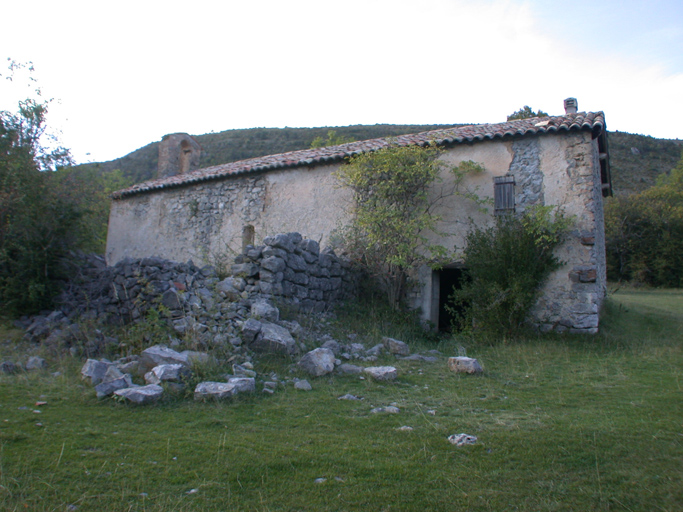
top-left (113, 111), bottom-right (605, 199)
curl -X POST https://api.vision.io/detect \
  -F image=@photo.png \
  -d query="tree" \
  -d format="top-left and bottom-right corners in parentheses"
top-left (335, 143), bottom-right (483, 309)
top-left (507, 106), bottom-right (549, 121)
top-left (605, 151), bottom-right (683, 286)
top-left (0, 61), bottom-right (119, 314)
top-left (310, 130), bottom-right (355, 148)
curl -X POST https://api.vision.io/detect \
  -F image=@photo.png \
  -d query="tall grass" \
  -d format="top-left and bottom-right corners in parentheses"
top-left (0, 289), bottom-right (681, 511)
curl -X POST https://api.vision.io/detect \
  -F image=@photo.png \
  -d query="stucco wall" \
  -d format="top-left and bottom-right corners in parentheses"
top-left (107, 164), bottom-right (353, 266)
top-left (107, 131), bottom-right (607, 332)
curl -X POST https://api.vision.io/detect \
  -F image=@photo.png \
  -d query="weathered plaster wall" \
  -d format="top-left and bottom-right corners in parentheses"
top-left (107, 164), bottom-right (352, 266)
top-left (407, 132), bottom-right (606, 332)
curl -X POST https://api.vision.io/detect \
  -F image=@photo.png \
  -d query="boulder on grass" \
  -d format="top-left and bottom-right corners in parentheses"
top-left (140, 345), bottom-right (186, 371)
top-left (194, 382), bottom-right (237, 401)
top-left (227, 377), bottom-right (256, 393)
top-left (114, 384), bottom-right (163, 405)
top-left (25, 356), bottom-right (47, 371)
top-left (447, 357), bottom-right (483, 374)
top-left (95, 374), bottom-right (133, 398)
top-left (363, 366), bottom-right (398, 381)
top-left (144, 364), bottom-right (190, 385)
top-left (81, 359), bottom-right (113, 385)
top-left (298, 348), bottom-right (335, 377)
top-left (382, 337), bottom-right (410, 356)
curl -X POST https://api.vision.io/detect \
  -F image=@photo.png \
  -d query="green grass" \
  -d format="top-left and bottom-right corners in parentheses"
top-left (1, 290), bottom-right (682, 511)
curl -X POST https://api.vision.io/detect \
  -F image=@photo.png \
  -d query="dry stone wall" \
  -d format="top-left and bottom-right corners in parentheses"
top-left (232, 232), bottom-right (356, 313)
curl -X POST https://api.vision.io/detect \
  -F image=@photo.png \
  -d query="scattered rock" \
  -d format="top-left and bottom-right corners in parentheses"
top-left (228, 377), bottom-right (256, 393)
top-left (399, 354), bottom-right (439, 363)
top-left (251, 321), bottom-right (297, 355)
top-left (114, 385), bottom-right (163, 405)
top-left (95, 373), bottom-right (133, 399)
top-left (194, 382), bottom-right (237, 401)
top-left (25, 356), bottom-right (47, 371)
top-left (250, 300), bottom-right (279, 322)
top-left (81, 359), bottom-right (113, 385)
top-left (448, 357), bottom-right (483, 374)
top-left (336, 363), bottom-right (363, 375)
top-left (298, 348), bottom-right (335, 377)
top-left (371, 406), bottom-right (400, 414)
top-left (140, 345), bottom-right (187, 371)
top-left (364, 366), bottom-right (398, 381)
top-left (0, 361), bottom-right (19, 374)
top-left (294, 379), bottom-right (312, 391)
top-left (382, 337), bottom-right (410, 356)
top-left (448, 433), bottom-right (478, 446)
top-left (338, 394), bottom-right (363, 400)
top-left (144, 364), bottom-right (190, 385)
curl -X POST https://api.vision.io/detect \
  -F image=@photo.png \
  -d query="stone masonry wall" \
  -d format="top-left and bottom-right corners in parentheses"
top-left (231, 232), bottom-right (356, 314)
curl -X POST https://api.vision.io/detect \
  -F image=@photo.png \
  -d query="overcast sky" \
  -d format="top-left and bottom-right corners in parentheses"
top-left (2, 0), bottom-right (682, 164)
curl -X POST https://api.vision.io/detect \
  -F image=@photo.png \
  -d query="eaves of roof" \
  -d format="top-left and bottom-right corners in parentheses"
top-left (112, 111), bottom-right (605, 199)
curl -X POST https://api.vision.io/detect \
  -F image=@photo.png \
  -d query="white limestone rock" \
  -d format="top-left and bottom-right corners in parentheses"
top-left (448, 433), bottom-right (478, 446)
top-left (298, 348), bottom-right (335, 377)
top-left (144, 364), bottom-right (189, 385)
top-left (447, 356), bottom-right (483, 374)
top-left (250, 300), bottom-right (280, 322)
top-left (228, 377), bottom-right (256, 393)
top-left (194, 382), bottom-right (237, 401)
top-left (250, 321), bottom-right (297, 355)
top-left (95, 373), bottom-right (133, 398)
top-left (363, 366), bottom-right (398, 381)
top-left (294, 379), bottom-right (312, 391)
top-left (382, 337), bottom-right (410, 356)
top-left (140, 345), bottom-right (186, 371)
top-left (81, 359), bottom-right (113, 385)
top-left (114, 384), bottom-right (163, 405)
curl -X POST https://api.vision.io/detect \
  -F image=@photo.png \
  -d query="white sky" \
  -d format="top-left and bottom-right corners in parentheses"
top-left (1, 0), bottom-right (682, 164)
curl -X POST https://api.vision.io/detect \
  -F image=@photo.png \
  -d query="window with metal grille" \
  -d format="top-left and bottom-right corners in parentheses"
top-left (494, 175), bottom-right (515, 215)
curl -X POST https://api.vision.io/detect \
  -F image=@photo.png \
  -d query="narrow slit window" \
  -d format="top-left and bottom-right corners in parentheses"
top-left (494, 175), bottom-right (515, 215)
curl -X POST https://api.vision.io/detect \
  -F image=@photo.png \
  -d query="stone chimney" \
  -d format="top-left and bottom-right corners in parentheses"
top-left (158, 133), bottom-right (201, 179)
top-left (564, 98), bottom-right (578, 115)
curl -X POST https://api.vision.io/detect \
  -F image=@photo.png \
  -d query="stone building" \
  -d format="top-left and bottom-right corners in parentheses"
top-left (107, 101), bottom-right (611, 333)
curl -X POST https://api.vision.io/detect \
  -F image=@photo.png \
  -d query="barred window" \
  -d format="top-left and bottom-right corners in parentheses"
top-left (494, 175), bottom-right (515, 215)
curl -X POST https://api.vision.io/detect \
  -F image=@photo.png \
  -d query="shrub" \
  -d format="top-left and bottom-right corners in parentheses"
top-left (449, 206), bottom-right (571, 339)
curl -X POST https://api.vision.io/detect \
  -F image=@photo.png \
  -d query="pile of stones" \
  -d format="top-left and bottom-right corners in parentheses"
top-left (14, 232), bottom-right (355, 358)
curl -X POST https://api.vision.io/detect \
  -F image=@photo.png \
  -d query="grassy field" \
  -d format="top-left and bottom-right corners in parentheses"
top-left (1, 289), bottom-right (681, 511)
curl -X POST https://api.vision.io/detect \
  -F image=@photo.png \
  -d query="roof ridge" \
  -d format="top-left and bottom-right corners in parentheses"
top-left (113, 111), bottom-right (605, 199)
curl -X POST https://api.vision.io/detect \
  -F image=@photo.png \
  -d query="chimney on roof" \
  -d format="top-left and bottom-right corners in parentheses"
top-left (564, 97), bottom-right (578, 115)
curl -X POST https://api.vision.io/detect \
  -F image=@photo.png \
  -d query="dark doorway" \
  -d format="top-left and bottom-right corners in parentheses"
top-left (438, 267), bottom-right (467, 332)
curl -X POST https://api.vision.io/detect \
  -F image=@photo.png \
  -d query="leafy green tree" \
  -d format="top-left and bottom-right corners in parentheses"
top-left (0, 61), bottom-right (120, 314)
top-left (310, 130), bottom-right (355, 148)
top-left (605, 151), bottom-right (683, 286)
top-left (507, 106), bottom-right (549, 121)
top-left (335, 143), bottom-right (483, 309)
top-left (449, 206), bottom-right (571, 339)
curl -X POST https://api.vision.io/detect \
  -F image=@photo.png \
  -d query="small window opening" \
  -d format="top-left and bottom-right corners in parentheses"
top-left (242, 225), bottom-right (255, 254)
top-left (494, 175), bottom-right (515, 215)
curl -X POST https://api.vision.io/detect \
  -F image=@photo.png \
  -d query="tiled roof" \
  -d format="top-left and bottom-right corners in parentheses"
top-left (113, 111), bottom-right (605, 199)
